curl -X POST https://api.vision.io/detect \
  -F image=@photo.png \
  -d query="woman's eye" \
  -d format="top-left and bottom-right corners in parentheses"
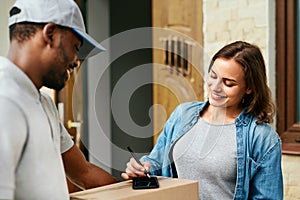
top-left (224, 81), bottom-right (235, 87)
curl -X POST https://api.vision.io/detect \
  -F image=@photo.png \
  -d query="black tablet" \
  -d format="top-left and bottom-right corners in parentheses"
top-left (132, 176), bottom-right (159, 189)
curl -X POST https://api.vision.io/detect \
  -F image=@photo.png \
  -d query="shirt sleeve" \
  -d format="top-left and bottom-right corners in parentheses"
top-left (60, 122), bottom-right (74, 154)
top-left (141, 103), bottom-right (185, 176)
top-left (0, 97), bottom-right (27, 199)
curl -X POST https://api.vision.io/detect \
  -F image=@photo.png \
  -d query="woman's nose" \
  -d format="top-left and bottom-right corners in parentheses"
top-left (210, 79), bottom-right (223, 92)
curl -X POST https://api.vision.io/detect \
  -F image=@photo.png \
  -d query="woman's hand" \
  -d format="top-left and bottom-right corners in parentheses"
top-left (121, 157), bottom-right (152, 180)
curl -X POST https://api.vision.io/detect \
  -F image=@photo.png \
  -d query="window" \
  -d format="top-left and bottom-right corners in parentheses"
top-left (276, 0), bottom-right (300, 154)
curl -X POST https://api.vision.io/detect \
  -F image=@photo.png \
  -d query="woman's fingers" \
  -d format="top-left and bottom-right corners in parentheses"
top-left (121, 158), bottom-right (152, 180)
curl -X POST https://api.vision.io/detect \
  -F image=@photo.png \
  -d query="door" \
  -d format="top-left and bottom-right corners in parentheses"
top-left (152, 0), bottom-right (204, 143)
top-left (55, 1), bottom-right (86, 192)
top-left (56, 65), bottom-right (86, 193)
top-left (57, 68), bottom-right (84, 150)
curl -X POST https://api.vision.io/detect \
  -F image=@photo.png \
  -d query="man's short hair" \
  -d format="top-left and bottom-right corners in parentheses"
top-left (9, 22), bottom-right (45, 43)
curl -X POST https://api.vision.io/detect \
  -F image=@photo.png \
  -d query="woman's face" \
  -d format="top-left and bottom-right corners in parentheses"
top-left (207, 57), bottom-right (251, 111)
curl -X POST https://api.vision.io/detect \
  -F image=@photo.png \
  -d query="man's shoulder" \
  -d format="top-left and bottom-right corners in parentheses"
top-left (0, 57), bottom-right (20, 93)
top-left (0, 77), bottom-right (23, 99)
top-left (0, 76), bottom-right (32, 114)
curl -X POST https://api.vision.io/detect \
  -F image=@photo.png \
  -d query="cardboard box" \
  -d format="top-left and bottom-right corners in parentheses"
top-left (70, 177), bottom-right (198, 200)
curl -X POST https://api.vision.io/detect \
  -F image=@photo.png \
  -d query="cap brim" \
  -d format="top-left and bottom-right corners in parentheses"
top-left (72, 28), bottom-right (106, 60)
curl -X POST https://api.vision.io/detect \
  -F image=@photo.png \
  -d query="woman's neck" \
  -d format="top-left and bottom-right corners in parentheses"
top-left (202, 104), bottom-right (243, 124)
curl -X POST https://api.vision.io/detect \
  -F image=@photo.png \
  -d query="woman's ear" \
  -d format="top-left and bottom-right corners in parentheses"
top-left (42, 23), bottom-right (56, 47)
top-left (245, 88), bottom-right (252, 94)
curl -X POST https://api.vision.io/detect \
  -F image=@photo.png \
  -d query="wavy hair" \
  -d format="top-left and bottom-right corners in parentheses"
top-left (208, 41), bottom-right (275, 124)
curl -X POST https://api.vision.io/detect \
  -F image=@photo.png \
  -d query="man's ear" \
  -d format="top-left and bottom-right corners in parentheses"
top-left (42, 23), bottom-right (56, 47)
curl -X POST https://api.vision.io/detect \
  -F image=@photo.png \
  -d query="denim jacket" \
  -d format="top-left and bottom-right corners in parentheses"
top-left (142, 101), bottom-right (283, 199)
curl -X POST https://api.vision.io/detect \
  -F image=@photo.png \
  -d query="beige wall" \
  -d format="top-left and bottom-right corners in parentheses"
top-left (0, 1), bottom-right (14, 56)
top-left (203, 0), bottom-right (299, 199)
top-left (0, 0), bottom-right (55, 99)
top-left (202, 0), bottom-right (276, 98)
top-left (203, 0), bottom-right (271, 55)
top-left (283, 155), bottom-right (300, 199)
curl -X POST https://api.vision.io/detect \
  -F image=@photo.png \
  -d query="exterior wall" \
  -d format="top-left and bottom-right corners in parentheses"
top-left (0, 1), bottom-right (54, 98)
top-left (0, 0), bottom-right (14, 57)
top-left (203, 0), bottom-right (300, 199)
top-left (203, 0), bottom-right (269, 55)
top-left (202, 0), bottom-right (275, 95)
top-left (283, 155), bottom-right (300, 199)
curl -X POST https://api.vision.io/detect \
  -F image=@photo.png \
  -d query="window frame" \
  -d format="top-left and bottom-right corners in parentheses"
top-left (276, 0), bottom-right (300, 154)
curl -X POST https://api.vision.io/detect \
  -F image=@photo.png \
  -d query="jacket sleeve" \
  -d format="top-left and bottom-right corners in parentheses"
top-left (141, 104), bottom-right (184, 177)
top-left (248, 132), bottom-right (283, 200)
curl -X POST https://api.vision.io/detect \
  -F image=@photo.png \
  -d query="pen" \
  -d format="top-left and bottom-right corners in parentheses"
top-left (127, 146), bottom-right (151, 179)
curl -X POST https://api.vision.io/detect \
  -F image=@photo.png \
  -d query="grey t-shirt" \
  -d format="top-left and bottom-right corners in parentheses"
top-left (173, 117), bottom-right (237, 200)
top-left (0, 57), bottom-right (74, 200)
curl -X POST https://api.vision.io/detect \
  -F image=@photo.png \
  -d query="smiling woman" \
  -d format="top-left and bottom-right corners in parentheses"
top-left (122, 41), bottom-right (283, 200)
